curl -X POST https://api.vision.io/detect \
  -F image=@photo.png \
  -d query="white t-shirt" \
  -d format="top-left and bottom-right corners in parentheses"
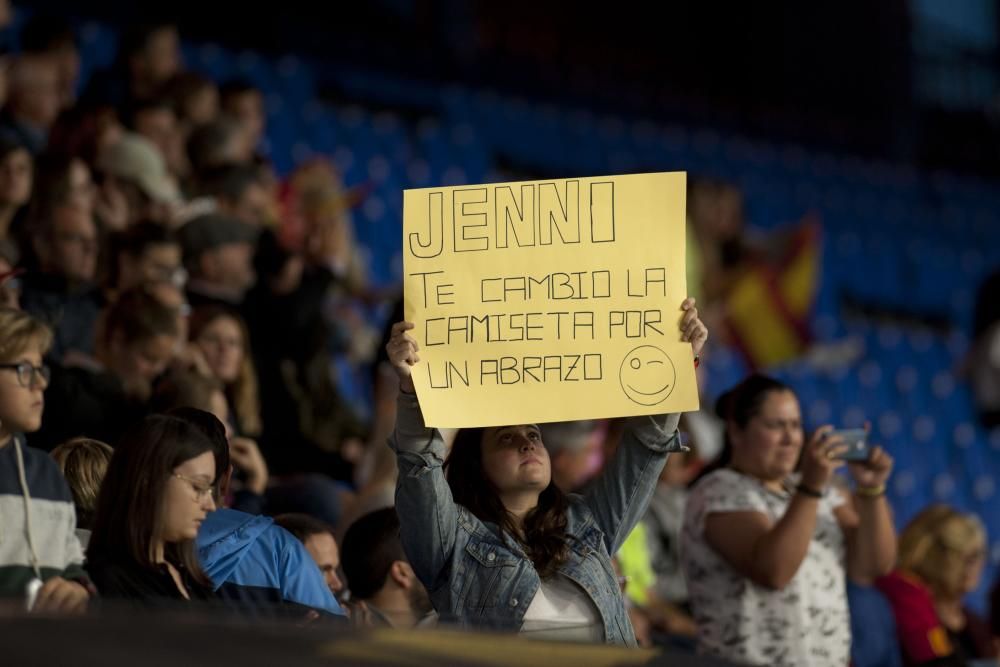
top-left (681, 469), bottom-right (850, 667)
top-left (520, 575), bottom-right (603, 643)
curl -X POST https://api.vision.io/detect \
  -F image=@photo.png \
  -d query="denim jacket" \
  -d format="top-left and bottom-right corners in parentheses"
top-left (390, 391), bottom-right (683, 646)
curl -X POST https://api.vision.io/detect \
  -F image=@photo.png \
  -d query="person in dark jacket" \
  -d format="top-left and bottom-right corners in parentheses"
top-left (86, 414), bottom-right (218, 606)
top-left (30, 288), bottom-right (179, 450)
top-left (20, 203), bottom-right (103, 363)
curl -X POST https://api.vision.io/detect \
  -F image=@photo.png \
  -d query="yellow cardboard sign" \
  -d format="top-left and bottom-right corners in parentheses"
top-left (402, 172), bottom-right (698, 428)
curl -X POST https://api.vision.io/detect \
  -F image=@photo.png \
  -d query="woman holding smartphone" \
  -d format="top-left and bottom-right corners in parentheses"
top-left (681, 374), bottom-right (897, 667)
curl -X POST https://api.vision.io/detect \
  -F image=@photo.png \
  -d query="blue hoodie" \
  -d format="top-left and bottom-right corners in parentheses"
top-left (197, 508), bottom-right (344, 617)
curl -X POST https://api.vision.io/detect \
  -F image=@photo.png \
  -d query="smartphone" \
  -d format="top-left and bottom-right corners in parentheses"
top-left (829, 428), bottom-right (870, 461)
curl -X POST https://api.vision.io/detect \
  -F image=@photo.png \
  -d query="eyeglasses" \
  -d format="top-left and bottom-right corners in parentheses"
top-left (173, 474), bottom-right (214, 500)
top-left (0, 362), bottom-right (51, 388)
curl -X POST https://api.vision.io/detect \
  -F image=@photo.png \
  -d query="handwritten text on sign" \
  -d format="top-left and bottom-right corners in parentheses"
top-left (402, 172), bottom-right (698, 428)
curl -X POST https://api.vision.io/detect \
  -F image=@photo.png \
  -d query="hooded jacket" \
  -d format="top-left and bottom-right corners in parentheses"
top-left (196, 508), bottom-right (343, 618)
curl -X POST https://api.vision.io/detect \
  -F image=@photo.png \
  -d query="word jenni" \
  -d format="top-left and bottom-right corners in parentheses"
top-left (409, 180), bottom-right (616, 257)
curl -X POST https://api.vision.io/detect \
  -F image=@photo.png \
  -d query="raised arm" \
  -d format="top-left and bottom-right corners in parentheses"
top-left (385, 322), bottom-right (461, 591)
top-left (838, 446), bottom-right (897, 584)
top-left (584, 298), bottom-right (708, 555)
top-left (703, 427), bottom-right (849, 590)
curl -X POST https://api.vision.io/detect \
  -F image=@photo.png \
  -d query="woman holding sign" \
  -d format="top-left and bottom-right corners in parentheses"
top-left (385, 297), bottom-right (707, 645)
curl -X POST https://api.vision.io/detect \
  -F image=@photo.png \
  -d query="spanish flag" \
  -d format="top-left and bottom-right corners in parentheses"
top-left (725, 222), bottom-right (821, 369)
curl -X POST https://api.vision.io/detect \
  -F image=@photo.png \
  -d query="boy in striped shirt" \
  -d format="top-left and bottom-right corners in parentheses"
top-left (0, 308), bottom-right (90, 612)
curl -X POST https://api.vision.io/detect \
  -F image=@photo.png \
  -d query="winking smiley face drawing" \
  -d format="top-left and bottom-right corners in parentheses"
top-left (619, 345), bottom-right (676, 406)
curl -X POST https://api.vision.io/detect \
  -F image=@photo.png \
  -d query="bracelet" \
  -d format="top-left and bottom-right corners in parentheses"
top-left (693, 354), bottom-right (701, 369)
top-left (855, 484), bottom-right (886, 498)
top-left (796, 483), bottom-right (824, 499)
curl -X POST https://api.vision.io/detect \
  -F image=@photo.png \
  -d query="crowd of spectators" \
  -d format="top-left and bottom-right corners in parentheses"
top-left (0, 12), bottom-right (998, 667)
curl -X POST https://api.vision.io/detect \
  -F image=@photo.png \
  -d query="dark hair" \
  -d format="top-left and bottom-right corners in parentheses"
top-left (20, 15), bottom-right (77, 54)
top-left (220, 79), bottom-right (260, 103)
top-left (107, 221), bottom-right (178, 289)
top-left (446, 428), bottom-right (569, 578)
top-left (119, 23), bottom-right (175, 63)
top-left (694, 374), bottom-right (793, 483)
top-left (28, 152), bottom-right (86, 223)
top-left (0, 135), bottom-right (29, 163)
top-left (197, 163), bottom-right (261, 202)
top-left (87, 414), bottom-right (215, 587)
top-left (165, 71), bottom-right (215, 118)
top-left (187, 118), bottom-right (241, 177)
top-left (125, 96), bottom-right (176, 130)
top-left (167, 406), bottom-right (231, 497)
top-left (273, 513), bottom-right (335, 544)
top-left (151, 368), bottom-right (223, 414)
top-left (341, 508), bottom-right (406, 600)
top-left (114, 220), bottom-right (178, 259)
top-left (102, 288), bottom-right (180, 346)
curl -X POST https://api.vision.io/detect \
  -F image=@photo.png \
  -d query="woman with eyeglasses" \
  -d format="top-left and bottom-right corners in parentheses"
top-left (877, 505), bottom-right (995, 666)
top-left (86, 414), bottom-right (219, 606)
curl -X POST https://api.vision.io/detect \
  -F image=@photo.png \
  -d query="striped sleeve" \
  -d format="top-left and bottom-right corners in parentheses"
top-left (0, 442), bottom-right (87, 598)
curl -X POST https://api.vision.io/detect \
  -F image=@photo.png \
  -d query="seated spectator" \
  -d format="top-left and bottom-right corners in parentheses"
top-left (14, 152), bottom-right (97, 267)
top-left (152, 368), bottom-right (267, 508)
top-left (0, 308), bottom-right (91, 612)
top-left (47, 102), bottom-right (124, 170)
top-left (127, 97), bottom-right (186, 182)
top-left (341, 508), bottom-right (435, 629)
top-left (172, 407), bottom-right (343, 618)
top-left (299, 184), bottom-right (369, 297)
top-left (681, 374), bottom-right (897, 666)
top-left (877, 505), bottom-right (995, 666)
top-left (0, 137), bottom-right (32, 240)
top-left (198, 163), bottom-right (271, 228)
top-left (383, 300), bottom-right (705, 644)
top-left (0, 55), bottom-right (61, 155)
top-left (49, 437), bottom-right (113, 548)
top-left (20, 204), bottom-right (102, 362)
top-left (273, 513), bottom-right (344, 598)
top-left (87, 414), bottom-right (218, 605)
top-left (165, 72), bottom-right (219, 138)
top-left (97, 132), bottom-right (183, 228)
top-left (30, 288), bottom-right (180, 450)
top-left (243, 227), bottom-right (366, 480)
top-left (644, 442), bottom-right (700, 610)
top-left (154, 361), bottom-right (346, 537)
top-left (220, 80), bottom-right (266, 152)
top-left (178, 213), bottom-right (257, 308)
top-left (189, 306), bottom-right (261, 437)
top-left (187, 117), bottom-right (254, 179)
top-left (82, 23), bottom-right (181, 110)
top-left (107, 221), bottom-right (185, 300)
top-left (635, 444), bottom-right (701, 642)
top-left (30, 152), bottom-right (96, 218)
top-left (538, 420), bottom-right (602, 493)
top-left (19, 15), bottom-right (80, 110)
